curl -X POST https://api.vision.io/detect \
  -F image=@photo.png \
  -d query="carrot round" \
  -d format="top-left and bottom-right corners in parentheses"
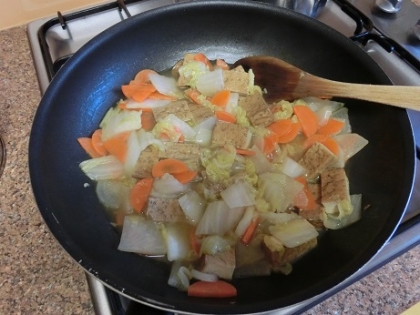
top-left (216, 59), bottom-right (230, 70)
top-left (263, 134), bottom-right (277, 154)
top-left (322, 137), bottom-right (340, 156)
top-left (102, 131), bottom-right (130, 163)
top-left (134, 69), bottom-right (158, 83)
top-left (130, 178), bottom-right (154, 214)
top-left (267, 119), bottom-right (293, 137)
top-left (215, 111), bottom-right (236, 123)
top-left (235, 148), bottom-right (256, 156)
top-left (194, 53), bottom-right (213, 70)
top-left (303, 133), bottom-right (329, 149)
top-left (276, 122), bottom-right (300, 144)
top-left (77, 137), bottom-right (102, 158)
top-left (293, 105), bottom-right (318, 138)
top-left (210, 90), bottom-right (231, 106)
top-left (91, 129), bottom-right (107, 156)
top-left (317, 118), bottom-right (345, 136)
top-left (188, 280), bottom-right (237, 298)
top-left (148, 91), bottom-right (176, 100)
top-left (186, 89), bottom-right (202, 105)
top-left (241, 215), bottom-right (260, 245)
top-left (294, 176), bottom-right (317, 211)
top-left (173, 170), bottom-right (198, 184)
top-left (152, 158), bottom-right (190, 178)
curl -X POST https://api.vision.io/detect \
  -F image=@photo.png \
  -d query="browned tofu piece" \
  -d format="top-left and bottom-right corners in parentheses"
top-left (145, 197), bottom-right (185, 223)
top-left (200, 247), bottom-right (236, 280)
top-left (222, 66), bottom-right (250, 95)
top-left (152, 100), bottom-right (193, 122)
top-left (211, 121), bottom-right (250, 149)
top-left (299, 142), bottom-right (338, 179)
top-left (320, 168), bottom-right (352, 216)
top-left (132, 145), bottom-right (159, 179)
top-left (187, 102), bottom-right (215, 124)
top-left (262, 235), bottom-right (317, 269)
top-left (238, 92), bottom-right (274, 127)
top-left (158, 142), bottom-right (201, 161)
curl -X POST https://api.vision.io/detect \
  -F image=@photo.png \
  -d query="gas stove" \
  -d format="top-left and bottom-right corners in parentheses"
top-left (26, 0), bottom-right (420, 314)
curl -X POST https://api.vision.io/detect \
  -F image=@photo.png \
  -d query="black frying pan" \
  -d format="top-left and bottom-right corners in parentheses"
top-left (29, 1), bottom-right (416, 314)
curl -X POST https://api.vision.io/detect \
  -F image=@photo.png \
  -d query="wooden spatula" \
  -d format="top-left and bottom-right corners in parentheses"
top-left (234, 55), bottom-right (420, 110)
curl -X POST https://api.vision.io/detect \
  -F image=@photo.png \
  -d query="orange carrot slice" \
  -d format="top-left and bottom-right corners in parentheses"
top-left (188, 281), bottom-right (237, 298)
top-left (241, 215), bottom-right (260, 245)
top-left (185, 89), bottom-right (203, 105)
top-left (322, 137), bottom-right (340, 156)
top-left (276, 122), bottom-right (300, 144)
top-left (91, 129), bottom-right (107, 156)
top-left (130, 178), bottom-right (154, 214)
top-left (263, 134), bottom-right (277, 154)
top-left (141, 111), bottom-right (156, 132)
top-left (134, 69), bottom-right (158, 84)
top-left (131, 83), bottom-right (156, 103)
top-left (77, 137), bottom-right (102, 158)
top-left (236, 148), bottom-right (256, 156)
top-left (148, 91), bottom-right (176, 100)
top-left (303, 133), bottom-right (329, 149)
top-left (210, 90), bottom-right (231, 106)
top-left (173, 170), bottom-right (198, 184)
top-left (194, 53), bottom-right (213, 70)
top-left (216, 58), bottom-right (230, 70)
top-left (102, 131), bottom-right (130, 163)
top-left (317, 118), bottom-right (345, 136)
top-left (294, 176), bottom-right (317, 211)
top-left (267, 119), bottom-right (293, 137)
top-left (152, 158), bottom-right (190, 178)
top-left (215, 111), bottom-right (236, 123)
top-left (293, 105), bottom-right (318, 138)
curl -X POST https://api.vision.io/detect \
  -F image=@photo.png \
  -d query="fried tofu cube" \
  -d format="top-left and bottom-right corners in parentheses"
top-left (146, 197), bottom-right (185, 223)
top-left (222, 66), bottom-right (250, 95)
top-left (238, 92), bottom-right (274, 127)
top-left (299, 142), bottom-right (338, 179)
top-left (132, 145), bottom-right (159, 179)
top-left (320, 168), bottom-right (352, 217)
top-left (152, 100), bottom-right (193, 122)
top-left (211, 121), bottom-right (251, 149)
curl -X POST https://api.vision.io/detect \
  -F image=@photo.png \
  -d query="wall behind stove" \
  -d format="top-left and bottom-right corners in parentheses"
top-left (0, 0), bottom-right (109, 30)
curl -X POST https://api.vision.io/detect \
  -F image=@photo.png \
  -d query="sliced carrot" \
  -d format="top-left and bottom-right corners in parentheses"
top-left (276, 122), bottom-right (300, 144)
top-left (322, 137), bottom-right (341, 156)
top-left (216, 58), bottom-right (230, 70)
top-left (241, 215), bottom-right (260, 245)
top-left (294, 176), bottom-right (317, 211)
top-left (267, 119), bottom-right (293, 137)
top-left (102, 131), bottom-right (130, 163)
top-left (131, 83), bottom-right (156, 103)
top-left (130, 178), bottom-right (154, 214)
top-left (91, 129), bottom-right (107, 156)
top-left (118, 102), bottom-right (128, 110)
top-left (317, 118), bottom-right (345, 136)
top-left (263, 134), bottom-right (277, 155)
top-left (121, 85), bottom-right (138, 98)
top-left (148, 91), bottom-right (176, 100)
top-left (173, 170), bottom-right (198, 184)
top-left (188, 280), bottom-right (237, 298)
top-left (236, 148), bottom-right (256, 156)
top-left (293, 105), bottom-right (319, 138)
top-left (186, 88), bottom-right (203, 105)
top-left (152, 158), bottom-right (190, 178)
top-left (215, 111), bottom-right (236, 123)
top-left (134, 69), bottom-right (158, 84)
top-left (141, 111), bottom-right (156, 132)
top-left (194, 53), bottom-right (213, 70)
top-left (303, 133), bottom-right (329, 149)
top-left (210, 90), bottom-right (231, 107)
top-left (77, 137), bottom-right (102, 158)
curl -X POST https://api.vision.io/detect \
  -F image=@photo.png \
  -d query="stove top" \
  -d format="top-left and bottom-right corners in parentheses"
top-left (26, 0), bottom-right (420, 314)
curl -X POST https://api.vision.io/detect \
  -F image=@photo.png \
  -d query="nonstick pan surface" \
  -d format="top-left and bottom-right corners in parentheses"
top-left (29, 1), bottom-right (415, 314)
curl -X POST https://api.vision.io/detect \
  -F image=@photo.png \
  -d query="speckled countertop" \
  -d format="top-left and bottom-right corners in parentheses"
top-left (1, 22), bottom-right (420, 315)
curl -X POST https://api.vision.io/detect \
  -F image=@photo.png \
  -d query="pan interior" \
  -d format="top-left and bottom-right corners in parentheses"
top-left (29, 1), bottom-right (415, 314)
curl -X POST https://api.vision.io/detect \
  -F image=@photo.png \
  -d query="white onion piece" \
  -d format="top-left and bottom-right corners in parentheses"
top-left (164, 114), bottom-right (196, 141)
top-left (316, 105), bottom-right (333, 127)
top-left (124, 131), bottom-right (142, 176)
top-left (191, 269), bottom-right (218, 282)
top-left (168, 261), bottom-right (192, 291)
top-left (118, 216), bottom-right (167, 255)
top-left (125, 98), bottom-right (171, 109)
top-left (225, 92), bottom-right (240, 114)
top-left (119, 183), bottom-right (133, 213)
top-left (196, 68), bottom-right (224, 96)
top-left (303, 97), bottom-right (344, 113)
top-left (281, 156), bottom-right (306, 178)
top-left (194, 129), bottom-right (213, 146)
top-left (194, 116), bottom-right (217, 131)
top-left (80, 155), bottom-right (124, 181)
top-left (137, 129), bottom-right (164, 152)
top-left (269, 218), bottom-right (319, 248)
top-left (165, 223), bottom-right (192, 261)
top-left (221, 181), bottom-right (255, 208)
top-left (249, 145), bottom-right (274, 175)
top-left (260, 212), bottom-right (299, 225)
top-left (149, 73), bottom-right (182, 98)
top-left (334, 133), bottom-right (369, 160)
top-left (178, 190), bottom-right (206, 225)
top-left (323, 194), bottom-right (362, 230)
top-left (100, 107), bottom-right (142, 141)
top-left (195, 200), bottom-right (244, 235)
top-left (331, 107), bottom-right (351, 134)
top-left (152, 173), bottom-right (189, 197)
top-left (95, 180), bottom-right (123, 209)
top-left (199, 235), bottom-right (235, 255)
top-left (235, 206), bottom-right (255, 238)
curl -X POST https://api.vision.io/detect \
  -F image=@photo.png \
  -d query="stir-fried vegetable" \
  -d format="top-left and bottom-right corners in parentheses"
top-left (78, 52), bottom-right (369, 298)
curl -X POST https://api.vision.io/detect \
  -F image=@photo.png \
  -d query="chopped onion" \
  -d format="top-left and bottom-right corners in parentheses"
top-left (178, 190), bottom-right (206, 225)
top-left (137, 129), bottom-right (164, 152)
top-left (235, 206), bottom-right (255, 238)
top-left (191, 269), bottom-right (218, 282)
top-left (249, 145), bottom-right (274, 174)
top-left (195, 200), bottom-right (244, 235)
top-left (260, 211), bottom-right (299, 225)
top-left (196, 68), bottom-right (224, 96)
top-left (149, 73), bottom-right (183, 98)
top-left (323, 194), bottom-right (362, 230)
top-left (164, 114), bottom-right (196, 141)
top-left (124, 130), bottom-right (142, 176)
top-left (331, 107), bottom-right (351, 134)
top-left (165, 223), bottom-right (192, 261)
top-left (316, 105), bottom-right (333, 127)
top-left (199, 235), bottom-right (235, 255)
top-left (118, 216), bottom-right (167, 255)
top-left (303, 97), bottom-right (344, 113)
top-left (125, 98), bottom-right (171, 109)
top-left (100, 107), bottom-right (142, 141)
top-left (334, 133), bottom-right (368, 161)
top-left (152, 173), bottom-right (189, 197)
top-left (225, 92), bottom-right (240, 114)
top-left (80, 155), bottom-right (124, 181)
top-left (281, 156), bottom-right (306, 178)
top-left (194, 116), bottom-right (217, 131)
top-left (168, 261), bottom-right (192, 291)
top-left (194, 129), bottom-right (213, 146)
top-left (221, 181), bottom-right (255, 208)
top-left (269, 218), bottom-right (319, 248)
top-left (95, 180), bottom-right (124, 209)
